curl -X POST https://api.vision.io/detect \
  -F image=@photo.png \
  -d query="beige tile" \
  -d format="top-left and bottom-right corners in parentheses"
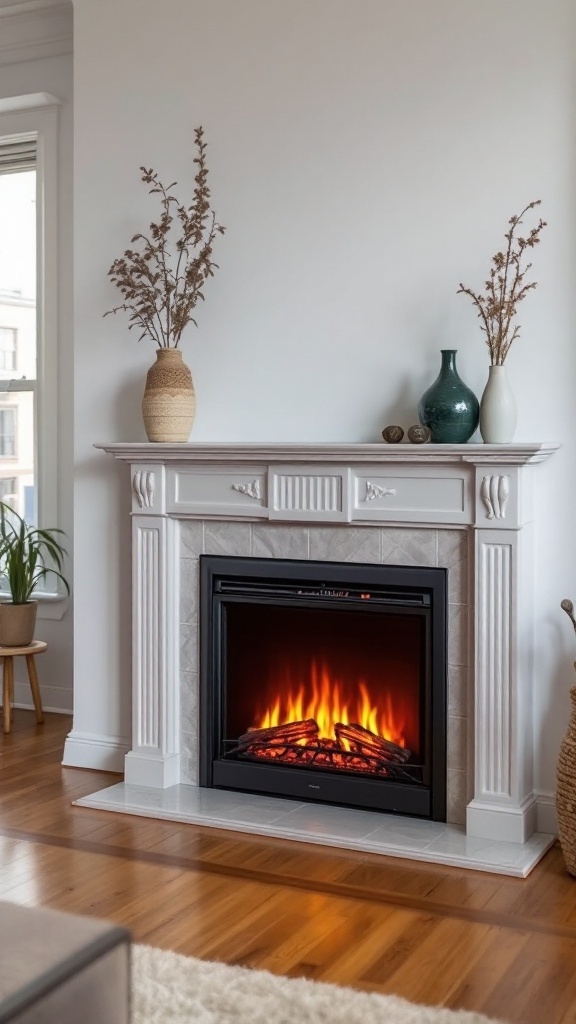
top-left (179, 520), bottom-right (204, 558)
top-left (179, 749), bottom-right (199, 786)
top-left (252, 524), bottom-right (309, 561)
top-left (447, 769), bottom-right (467, 825)
top-left (180, 671), bottom-right (199, 733)
top-left (180, 623), bottom-right (198, 673)
top-left (447, 714), bottom-right (467, 772)
top-left (309, 526), bottom-right (380, 564)
top-left (448, 603), bottom-right (468, 667)
top-left (438, 528), bottom-right (468, 568)
top-left (448, 665), bottom-right (469, 718)
top-left (179, 557), bottom-right (199, 624)
top-left (204, 522), bottom-right (252, 557)
top-left (380, 527), bottom-right (437, 567)
top-left (447, 556), bottom-right (468, 605)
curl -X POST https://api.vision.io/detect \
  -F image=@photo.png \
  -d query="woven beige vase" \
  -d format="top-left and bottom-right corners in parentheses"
top-left (556, 681), bottom-right (576, 876)
top-left (142, 348), bottom-right (196, 442)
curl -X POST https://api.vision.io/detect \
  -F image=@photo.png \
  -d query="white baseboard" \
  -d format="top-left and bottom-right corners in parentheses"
top-left (535, 791), bottom-right (558, 835)
top-left (13, 701), bottom-right (71, 715)
top-left (62, 730), bottom-right (128, 773)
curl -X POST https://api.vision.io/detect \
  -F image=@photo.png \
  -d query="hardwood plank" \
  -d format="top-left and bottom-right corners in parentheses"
top-left (1, 710), bottom-right (576, 1024)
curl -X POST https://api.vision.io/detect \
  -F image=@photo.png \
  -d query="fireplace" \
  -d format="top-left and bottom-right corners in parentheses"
top-left (200, 555), bottom-right (447, 819)
top-left (82, 441), bottom-right (559, 874)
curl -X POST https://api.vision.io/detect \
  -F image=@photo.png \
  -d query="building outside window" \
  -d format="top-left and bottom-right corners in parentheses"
top-left (0, 476), bottom-right (16, 501)
top-left (0, 327), bottom-right (17, 372)
top-left (0, 407), bottom-right (16, 457)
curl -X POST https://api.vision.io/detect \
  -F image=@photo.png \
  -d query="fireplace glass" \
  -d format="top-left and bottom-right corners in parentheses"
top-left (199, 555), bottom-right (447, 820)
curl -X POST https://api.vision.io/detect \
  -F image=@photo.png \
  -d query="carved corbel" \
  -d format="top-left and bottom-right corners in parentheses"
top-left (133, 470), bottom-right (155, 509)
top-left (481, 474), bottom-right (510, 520)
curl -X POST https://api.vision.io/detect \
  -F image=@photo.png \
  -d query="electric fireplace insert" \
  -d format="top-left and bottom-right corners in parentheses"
top-left (199, 555), bottom-right (447, 820)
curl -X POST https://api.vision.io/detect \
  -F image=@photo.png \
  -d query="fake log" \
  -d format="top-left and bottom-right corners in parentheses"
top-left (235, 718), bottom-right (319, 751)
top-left (334, 722), bottom-right (411, 763)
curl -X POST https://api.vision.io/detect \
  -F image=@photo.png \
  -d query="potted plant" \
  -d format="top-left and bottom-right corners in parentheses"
top-left (104, 126), bottom-right (226, 443)
top-left (457, 200), bottom-right (547, 443)
top-left (0, 503), bottom-right (70, 647)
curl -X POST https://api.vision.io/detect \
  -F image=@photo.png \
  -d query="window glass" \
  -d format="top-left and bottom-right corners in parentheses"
top-left (0, 165), bottom-right (36, 522)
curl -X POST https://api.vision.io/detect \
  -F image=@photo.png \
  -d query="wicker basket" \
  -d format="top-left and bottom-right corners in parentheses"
top-left (556, 682), bottom-right (576, 876)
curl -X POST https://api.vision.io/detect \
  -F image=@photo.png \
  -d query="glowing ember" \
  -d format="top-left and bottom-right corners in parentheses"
top-left (254, 659), bottom-right (406, 750)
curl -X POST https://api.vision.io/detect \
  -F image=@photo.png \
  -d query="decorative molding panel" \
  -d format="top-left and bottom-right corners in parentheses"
top-left (272, 473), bottom-right (342, 513)
top-left (232, 479), bottom-right (261, 500)
top-left (0, 1), bottom-right (72, 66)
top-left (134, 526), bottom-right (160, 750)
top-left (133, 470), bottom-right (155, 509)
top-left (364, 481), bottom-right (397, 502)
top-left (476, 541), bottom-right (512, 797)
top-left (481, 474), bottom-right (510, 520)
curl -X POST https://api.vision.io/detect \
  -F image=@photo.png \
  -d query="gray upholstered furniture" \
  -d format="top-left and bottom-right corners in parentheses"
top-left (0, 901), bottom-right (130, 1024)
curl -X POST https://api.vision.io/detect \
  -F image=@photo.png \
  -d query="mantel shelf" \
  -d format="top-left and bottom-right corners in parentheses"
top-left (95, 441), bottom-right (560, 467)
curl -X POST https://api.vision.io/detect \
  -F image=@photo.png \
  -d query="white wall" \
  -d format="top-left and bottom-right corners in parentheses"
top-left (68, 0), bottom-right (576, 807)
top-left (0, 41), bottom-right (74, 712)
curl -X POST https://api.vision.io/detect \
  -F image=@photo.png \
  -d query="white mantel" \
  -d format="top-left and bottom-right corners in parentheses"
top-left (88, 441), bottom-right (558, 864)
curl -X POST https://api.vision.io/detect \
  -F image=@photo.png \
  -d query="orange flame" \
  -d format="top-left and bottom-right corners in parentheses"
top-left (255, 659), bottom-right (406, 748)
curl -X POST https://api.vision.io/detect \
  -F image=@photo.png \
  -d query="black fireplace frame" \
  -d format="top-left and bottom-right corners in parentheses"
top-left (199, 555), bottom-right (447, 821)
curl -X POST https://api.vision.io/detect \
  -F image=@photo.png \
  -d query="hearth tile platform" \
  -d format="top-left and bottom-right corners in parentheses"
top-left (74, 784), bottom-right (555, 877)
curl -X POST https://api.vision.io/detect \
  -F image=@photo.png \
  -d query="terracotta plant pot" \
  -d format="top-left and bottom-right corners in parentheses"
top-left (0, 601), bottom-right (38, 647)
top-left (142, 349), bottom-right (196, 443)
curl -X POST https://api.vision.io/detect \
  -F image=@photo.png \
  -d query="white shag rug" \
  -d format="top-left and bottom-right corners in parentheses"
top-left (131, 944), bottom-right (505, 1024)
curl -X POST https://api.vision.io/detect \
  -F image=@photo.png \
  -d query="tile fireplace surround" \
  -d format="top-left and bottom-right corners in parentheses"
top-left (77, 442), bottom-right (559, 876)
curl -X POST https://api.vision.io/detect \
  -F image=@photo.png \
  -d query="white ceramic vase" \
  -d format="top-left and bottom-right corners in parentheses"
top-left (479, 365), bottom-right (517, 444)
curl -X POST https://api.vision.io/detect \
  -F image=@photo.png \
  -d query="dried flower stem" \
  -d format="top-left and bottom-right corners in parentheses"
top-left (457, 201), bottom-right (546, 365)
top-left (104, 126), bottom-right (225, 348)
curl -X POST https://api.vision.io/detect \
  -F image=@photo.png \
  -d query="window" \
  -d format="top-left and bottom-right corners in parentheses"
top-left (0, 327), bottom-right (16, 371)
top-left (0, 408), bottom-right (16, 457)
top-left (0, 139), bottom-right (35, 519)
top-left (0, 94), bottom-right (60, 534)
top-left (0, 475), bottom-right (15, 499)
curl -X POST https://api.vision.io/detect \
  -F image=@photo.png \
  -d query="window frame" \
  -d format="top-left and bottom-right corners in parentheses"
top-left (0, 93), bottom-right (60, 533)
top-left (0, 94), bottom-right (62, 604)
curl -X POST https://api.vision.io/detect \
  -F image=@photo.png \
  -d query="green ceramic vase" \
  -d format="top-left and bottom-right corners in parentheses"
top-left (418, 350), bottom-right (479, 444)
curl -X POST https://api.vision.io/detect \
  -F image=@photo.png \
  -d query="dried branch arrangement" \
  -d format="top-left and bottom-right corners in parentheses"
top-left (457, 201), bottom-right (546, 366)
top-left (104, 126), bottom-right (225, 348)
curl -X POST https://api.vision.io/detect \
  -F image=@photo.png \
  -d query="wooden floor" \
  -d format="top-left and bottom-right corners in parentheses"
top-left (1, 712), bottom-right (576, 1023)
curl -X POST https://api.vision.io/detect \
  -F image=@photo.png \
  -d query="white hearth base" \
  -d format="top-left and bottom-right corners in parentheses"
top-left (75, 783), bottom-right (555, 877)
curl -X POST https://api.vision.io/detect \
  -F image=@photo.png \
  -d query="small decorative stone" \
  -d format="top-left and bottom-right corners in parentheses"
top-left (382, 425), bottom-right (404, 444)
top-left (407, 424), bottom-right (431, 444)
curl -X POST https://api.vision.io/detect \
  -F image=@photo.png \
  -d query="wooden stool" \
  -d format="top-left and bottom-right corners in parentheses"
top-left (0, 640), bottom-right (46, 734)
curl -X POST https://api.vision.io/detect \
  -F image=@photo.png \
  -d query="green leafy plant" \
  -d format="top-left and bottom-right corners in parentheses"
top-left (0, 503), bottom-right (70, 604)
top-left (104, 126), bottom-right (225, 348)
